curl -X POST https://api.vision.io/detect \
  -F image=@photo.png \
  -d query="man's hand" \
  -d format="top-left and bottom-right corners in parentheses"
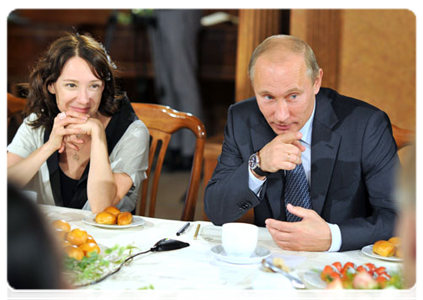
top-left (259, 131), bottom-right (306, 173)
top-left (265, 204), bottom-right (332, 251)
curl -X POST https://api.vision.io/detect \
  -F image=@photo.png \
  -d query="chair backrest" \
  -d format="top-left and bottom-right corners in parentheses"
top-left (131, 102), bottom-right (206, 221)
top-left (392, 124), bottom-right (415, 150)
top-left (7, 93), bottom-right (26, 126)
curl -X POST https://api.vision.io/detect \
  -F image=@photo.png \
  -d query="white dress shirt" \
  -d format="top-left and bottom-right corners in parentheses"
top-left (248, 102), bottom-right (342, 252)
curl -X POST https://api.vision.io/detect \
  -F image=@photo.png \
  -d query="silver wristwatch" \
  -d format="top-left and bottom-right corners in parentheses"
top-left (248, 152), bottom-right (270, 177)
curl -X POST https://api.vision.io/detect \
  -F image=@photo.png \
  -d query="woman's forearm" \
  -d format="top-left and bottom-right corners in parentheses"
top-left (86, 126), bottom-right (118, 213)
top-left (7, 142), bottom-right (57, 188)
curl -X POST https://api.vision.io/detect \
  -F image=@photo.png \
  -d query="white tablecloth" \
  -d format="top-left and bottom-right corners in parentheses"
top-left (8, 205), bottom-right (416, 300)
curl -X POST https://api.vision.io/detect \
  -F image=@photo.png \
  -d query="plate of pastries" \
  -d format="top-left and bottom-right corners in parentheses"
top-left (51, 219), bottom-right (103, 260)
top-left (83, 206), bottom-right (145, 229)
top-left (361, 237), bottom-right (403, 262)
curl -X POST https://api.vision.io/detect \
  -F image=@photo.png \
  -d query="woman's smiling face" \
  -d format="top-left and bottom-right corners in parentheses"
top-left (48, 56), bottom-right (105, 117)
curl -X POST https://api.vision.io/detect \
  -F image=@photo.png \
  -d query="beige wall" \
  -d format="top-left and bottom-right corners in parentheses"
top-left (338, 10), bottom-right (415, 130)
top-left (291, 9), bottom-right (416, 131)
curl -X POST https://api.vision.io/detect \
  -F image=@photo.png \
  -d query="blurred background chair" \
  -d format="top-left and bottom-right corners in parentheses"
top-left (392, 124), bottom-right (415, 150)
top-left (7, 93), bottom-right (26, 126)
top-left (131, 103), bottom-right (206, 221)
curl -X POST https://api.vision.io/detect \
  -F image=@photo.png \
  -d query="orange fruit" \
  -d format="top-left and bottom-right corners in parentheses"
top-left (62, 240), bottom-right (71, 248)
top-left (103, 206), bottom-right (121, 216)
top-left (66, 228), bottom-right (88, 246)
top-left (54, 228), bottom-right (68, 241)
top-left (86, 234), bottom-right (97, 244)
top-left (51, 219), bottom-right (71, 232)
top-left (64, 245), bottom-right (84, 260)
top-left (79, 242), bottom-right (101, 257)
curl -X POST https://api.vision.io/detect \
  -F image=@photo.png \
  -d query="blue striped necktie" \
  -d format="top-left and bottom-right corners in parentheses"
top-left (284, 163), bottom-right (312, 222)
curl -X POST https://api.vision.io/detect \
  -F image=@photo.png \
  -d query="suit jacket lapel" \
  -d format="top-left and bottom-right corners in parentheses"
top-left (251, 111), bottom-right (284, 220)
top-left (310, 92), bottom-right (341, 215)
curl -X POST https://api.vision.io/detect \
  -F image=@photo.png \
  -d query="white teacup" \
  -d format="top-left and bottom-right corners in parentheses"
top-left (222, 222), bottom-right (258, 257)
top-left (252, 269), bottom-right (298, 300)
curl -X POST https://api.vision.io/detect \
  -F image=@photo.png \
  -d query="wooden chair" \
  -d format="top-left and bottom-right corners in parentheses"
top-left (131, 103), bottom-right (206, 221)
top-left (7, 93), bottom-right (26, 126)
top-left (392, 124), bottom-right (415, 150)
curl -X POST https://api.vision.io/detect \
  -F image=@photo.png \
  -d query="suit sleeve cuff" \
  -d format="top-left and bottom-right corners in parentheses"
top-left (327, 223), bottom-right (342, 252)
top-left (248, 167), bottom-right (266, 196)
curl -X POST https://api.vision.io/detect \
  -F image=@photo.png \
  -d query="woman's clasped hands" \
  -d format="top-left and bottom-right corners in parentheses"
top-left (50, 110), bottom-right (93, 153)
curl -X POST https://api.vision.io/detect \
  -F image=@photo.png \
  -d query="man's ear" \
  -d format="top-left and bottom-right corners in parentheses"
top-left (313, 69), bottom-right (323, 94)
top-left (47, 84), bottom-right (56, 94)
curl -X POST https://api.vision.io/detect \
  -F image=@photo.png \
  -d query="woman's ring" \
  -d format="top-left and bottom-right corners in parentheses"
top-left (58, 112), bottom-right (66, 120)
top-left (287, 153), bottom-right (291, 162)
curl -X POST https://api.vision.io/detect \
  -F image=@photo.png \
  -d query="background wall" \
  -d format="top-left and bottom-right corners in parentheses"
top-left (290, 9), bottom-right (416, 131)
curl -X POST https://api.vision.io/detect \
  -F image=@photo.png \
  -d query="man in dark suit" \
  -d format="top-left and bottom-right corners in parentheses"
top-left (204, 35), bottom-right (399, 252)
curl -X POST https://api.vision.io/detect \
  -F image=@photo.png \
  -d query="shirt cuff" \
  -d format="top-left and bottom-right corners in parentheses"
top-left (248, 167), bottom-right (266, 196)
top-left (327, 223), bottom-right (342, 252)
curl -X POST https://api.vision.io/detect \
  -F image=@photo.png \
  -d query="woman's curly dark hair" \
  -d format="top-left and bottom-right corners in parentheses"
top-left (24, 32), bottom-right (123, 132)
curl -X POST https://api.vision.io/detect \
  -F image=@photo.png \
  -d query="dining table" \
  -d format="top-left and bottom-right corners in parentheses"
top-left (8, 204), bottom-right (416, 300)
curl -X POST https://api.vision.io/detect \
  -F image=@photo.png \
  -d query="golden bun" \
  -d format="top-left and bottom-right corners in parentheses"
top-left (86, 234), bottom-right (97, 244)
top-left (79, 242), bottom-right (100, 257)
top-left (51, 219), bottom-right (71, 232)
top-left (388, 236), bottom-right (401, 247)
top-left (117, 211), bottom-right (133, 225)
top-left (53, 228), bottom-right (68, 241)
top-left (95, 211), bottom-right (117, 225)
top-left (103, 206), bottom-right (121, 216)
top-left (373, 240), bottom-right (396, 257)
top-left (66, 228), bottom-right (88, 246)
top-left (64, 245), bottom-right (84, 260)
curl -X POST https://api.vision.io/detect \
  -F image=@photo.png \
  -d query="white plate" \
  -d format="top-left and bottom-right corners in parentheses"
top-left (240, 288), bottom-right (298, 300)
top-left (361, 245), bottom-right (403, 262)
top-left (210, 245), bottom-right (270, 264)
top-left (302, 270), bottom-right (327, 289)
top-left (83, 215), bottom-right (145, 229)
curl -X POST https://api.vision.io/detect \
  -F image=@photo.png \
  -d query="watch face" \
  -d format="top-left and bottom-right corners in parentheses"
top-left (249, 153), bottom-right (258, 169)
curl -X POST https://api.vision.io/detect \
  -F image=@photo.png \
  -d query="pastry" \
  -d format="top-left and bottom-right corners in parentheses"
top-left (103, 206), bottom-right (121, 216)
top-left (51, 219), bottom-right (71, 232)
top-left (95, 211), bottom-right (117, 225)
top-left (79, 242), bottom-right (100, 257)
top-left (66, 228), bottom-right (88, 246)
top-left (117, 211), bottom-right (133, 225)
top-left (64, 245), bottom-right (84, 260)
top-left (373, 240), bottom-right (396, 257)
top-left (388, 236), bottom-right (401, 247)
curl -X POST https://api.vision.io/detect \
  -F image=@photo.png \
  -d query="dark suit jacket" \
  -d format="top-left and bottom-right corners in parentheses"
top-left (204, 88), bottom-right (399, 251)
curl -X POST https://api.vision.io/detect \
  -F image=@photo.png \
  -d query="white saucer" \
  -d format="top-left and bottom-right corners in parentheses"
top-left (83, 215), bottom-right (145, 229)
top-left (240, 288), bottom-right (298, 300)
top-left (361, 245), bottom-right (403, 262)
top-left (210, 245), bottom-right (270, 264)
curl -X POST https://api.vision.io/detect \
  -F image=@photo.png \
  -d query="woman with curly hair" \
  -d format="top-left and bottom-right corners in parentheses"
top-left (7, 32), bottom-right (149, 213)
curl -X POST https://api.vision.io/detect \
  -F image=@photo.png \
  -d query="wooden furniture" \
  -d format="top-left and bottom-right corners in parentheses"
top-left (203, 9), bottom-right (283, 223)
top-left (131, 103), bottom-right (206, 221)
top-left (7, 93), bottom-right (26, 126)
top-left (392, 124), bottom-right (415, 150)
top-left (234, 9), bottom-right (282, 103)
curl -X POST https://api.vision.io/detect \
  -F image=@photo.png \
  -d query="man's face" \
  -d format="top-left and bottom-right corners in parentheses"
top-left (252, 53), bottom-right (322, 135)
